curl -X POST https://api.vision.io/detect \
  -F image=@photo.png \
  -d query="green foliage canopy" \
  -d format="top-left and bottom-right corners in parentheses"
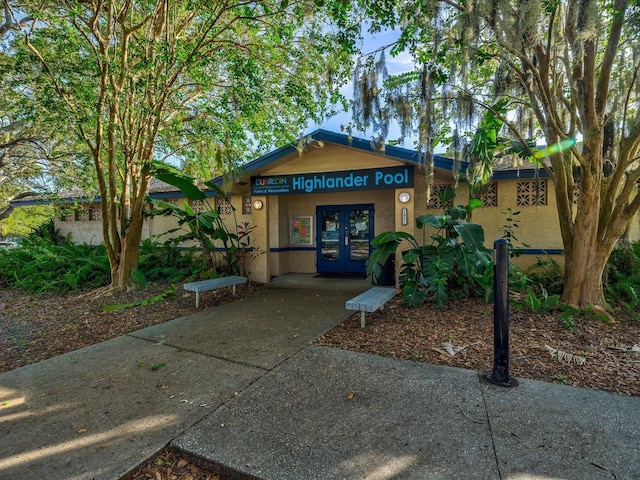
top-left (5, 0), bottom-right (358, 289)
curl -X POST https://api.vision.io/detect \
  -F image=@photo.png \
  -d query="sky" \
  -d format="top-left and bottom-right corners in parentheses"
top-left (305, 26), bottom-right (417, 146)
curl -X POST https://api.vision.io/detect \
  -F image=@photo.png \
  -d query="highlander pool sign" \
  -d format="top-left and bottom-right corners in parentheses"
top-left (252, 166), bottom-right (414, 195)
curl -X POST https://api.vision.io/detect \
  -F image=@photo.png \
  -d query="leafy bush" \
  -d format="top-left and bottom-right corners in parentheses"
top-left (367, 196), bottom-right (492, 307)
top-left (517, 285), bottom-right (578, 331)
top-left (605, 243), bottom-right (640, 310)
top-left (0, 240), bottom-right (110, 293)
top-left (23, 218), bottom-right (68, 246)
top-left (525, 256), bottom-right (564, 296)
top-left (514, 242), bottom-right (640, 323)
top-left (138, 239), bottom-right (207, 283)
top-left (0, 229), bottom-right (204, 293)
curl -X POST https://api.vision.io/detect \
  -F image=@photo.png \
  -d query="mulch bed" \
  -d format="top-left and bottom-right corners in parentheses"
top-left (316, 295), bottom-right (640, 396)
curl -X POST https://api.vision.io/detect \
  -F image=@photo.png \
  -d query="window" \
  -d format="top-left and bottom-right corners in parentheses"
top-left (242, 195), bottom-right (252, 215)
top-left (426, 184), bottom-right (454, 209)
top-left (75, 208), bottom-right (88, 221)
top-left (89, 205), bottom-right (101, 221)
top-left (60, 209), bottom-right (73, 221)
top-left (215, 196), bottom-right (233, 215)
top-left (188, 199), bottom-right (206, 214)
top-left (517, 180), bottom-right (547, 206)
top-left (476, 182), bottom-right (497, 207)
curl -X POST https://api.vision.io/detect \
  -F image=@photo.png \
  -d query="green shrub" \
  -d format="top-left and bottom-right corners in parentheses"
top-left (137, 239), bottom-right (207, 282)
top-left (525, 256), bottom-right (563, 296)
top-left (24, 218), bottom-right (67, 246)
top-left (605, 243), bottom-right (640, 310)
top-left (0, 240), bottom-right (110, 293)
top-left (367, 195), bottom-right (491, 307)
top-left (0, 232), bottom-right (205, 293)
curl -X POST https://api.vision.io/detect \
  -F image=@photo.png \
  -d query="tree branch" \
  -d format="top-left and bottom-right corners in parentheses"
top-left (595, 0), bottom-right (628, 115)
top-left (0, 191), bottom-right (38, 221)
top-left (0, 0), bottom-right (33, 36)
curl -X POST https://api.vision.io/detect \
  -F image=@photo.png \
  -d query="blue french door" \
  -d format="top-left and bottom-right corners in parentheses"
top-left (316, 204), bottom-right (374, 274)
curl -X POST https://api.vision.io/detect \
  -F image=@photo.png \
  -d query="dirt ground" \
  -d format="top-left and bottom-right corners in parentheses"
top-left (1, 282), bottom-right (638, 479)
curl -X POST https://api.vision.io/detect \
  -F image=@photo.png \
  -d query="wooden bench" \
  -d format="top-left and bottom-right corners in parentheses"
top-left (345, 287), bottom-right (396, 328)
top-left (183, 276), bottom-right (247, 308)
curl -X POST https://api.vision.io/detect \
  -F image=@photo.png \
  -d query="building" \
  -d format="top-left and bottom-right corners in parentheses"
top-left (13, 129), bottom-right (577, 284)
top-left (224, 130), bottom-right (569, 284)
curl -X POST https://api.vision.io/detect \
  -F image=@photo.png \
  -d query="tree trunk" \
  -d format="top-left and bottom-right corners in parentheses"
top-left (563, 244), bottom-right (609, 313)
top-left (108, 198), bottom-right (146, 291)
top-left (113, 240), bottom-right (140, 291)
top-left (560, 157), bottom-right (611, 314)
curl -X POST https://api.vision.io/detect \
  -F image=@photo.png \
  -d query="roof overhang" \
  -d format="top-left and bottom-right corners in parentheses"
top-left (211, 129), bottom-right (462, 188)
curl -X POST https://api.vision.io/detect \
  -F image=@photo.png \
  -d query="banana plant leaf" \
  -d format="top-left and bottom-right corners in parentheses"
top-left (366, 240), bottom-right (399, 277)
top-left (452, 222), bottom-right (486, 253)
top-left (152, 160), bottom-right (207, 201)
top-left (416, 214), bottom-right (449, 229)
top-left (371, 230), bottom-right (415, 246)
top-left (402, 280), bottom-right (428, 307)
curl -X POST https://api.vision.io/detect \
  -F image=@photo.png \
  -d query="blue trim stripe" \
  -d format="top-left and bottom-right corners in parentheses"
top-left (517, 248), bottom-right (563, 255)
top-left (491, 169), bottom-right (550, 180)
top-left (273, 247), bottom-right (564, 255)
top-left (172, 246), bottom-right (257, 252)
top-left (11, 197), bottom-right (86, 206)
top-left (272, 247), bottom-right (563, 255)
top-left (10, 190), bottom-right (215, 207)
top-left (151, 191), bottom-right (216, 199)
top-left (270, 246), bottom-right (316, 252)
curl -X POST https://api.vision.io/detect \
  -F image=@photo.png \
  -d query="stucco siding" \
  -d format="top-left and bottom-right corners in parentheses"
top-left (266, 142), bottom-right (400, 175)
top-left (55, 217), bottom-right (105, 245)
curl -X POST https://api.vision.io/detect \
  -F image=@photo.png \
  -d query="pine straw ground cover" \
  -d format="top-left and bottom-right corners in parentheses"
top-left (1, 283), bottom-right (638, 479)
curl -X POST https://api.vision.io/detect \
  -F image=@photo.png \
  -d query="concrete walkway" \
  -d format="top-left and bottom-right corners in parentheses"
top-left (0, 275), bottom-right (638, 480)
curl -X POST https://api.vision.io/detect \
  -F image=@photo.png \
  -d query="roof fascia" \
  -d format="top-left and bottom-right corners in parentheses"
top-left (491, 169), bottom-right (550, 180)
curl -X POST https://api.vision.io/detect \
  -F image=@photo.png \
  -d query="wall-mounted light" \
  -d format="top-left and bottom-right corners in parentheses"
top-left (253, 199), bottom-right (264, 210)
top-left (398, 191), bottom-right (411, 203)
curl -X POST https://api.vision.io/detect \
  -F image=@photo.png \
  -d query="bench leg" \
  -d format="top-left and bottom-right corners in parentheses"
top-left (232, 284), bottom-right (236, 296)
top-left (361, 311), bottom-right (366, 329)
top-left (195, 292), bottom-right (200, 308)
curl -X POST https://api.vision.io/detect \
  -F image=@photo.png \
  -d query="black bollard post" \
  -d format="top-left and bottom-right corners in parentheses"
top-left (486, 238), bottom-right (518, 388)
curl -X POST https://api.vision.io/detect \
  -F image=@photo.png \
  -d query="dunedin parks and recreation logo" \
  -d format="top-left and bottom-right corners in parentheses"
top-left (251, 166), bottom-right (414, 195)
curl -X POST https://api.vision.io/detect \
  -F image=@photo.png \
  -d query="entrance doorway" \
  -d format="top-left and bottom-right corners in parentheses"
top-left (316, 204), bottom-right (374, 275)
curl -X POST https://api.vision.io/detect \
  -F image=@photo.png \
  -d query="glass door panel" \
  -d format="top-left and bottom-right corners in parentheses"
top-left (349, 209), bottom-right (370, 261)
top-left (316, 204), bottom-right (373, 275)
top-left (321, 210), bottom-right (340, 264)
